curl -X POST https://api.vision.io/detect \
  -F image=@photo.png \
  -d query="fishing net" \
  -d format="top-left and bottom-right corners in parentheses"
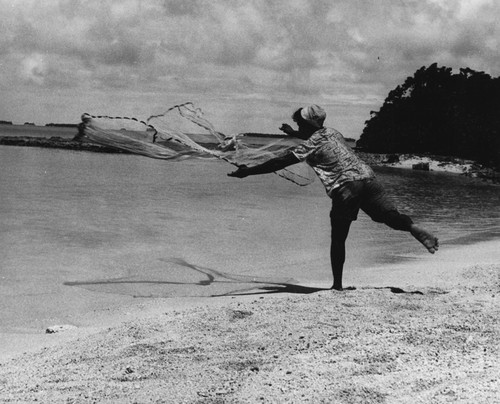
top-left (80, 102), bottom-right (315, 186)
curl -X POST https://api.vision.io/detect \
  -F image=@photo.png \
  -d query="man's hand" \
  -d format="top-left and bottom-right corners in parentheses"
top-left (279, 123), bottom-right (295, 136)
top-left (227, 165), bottom-right (249, 178)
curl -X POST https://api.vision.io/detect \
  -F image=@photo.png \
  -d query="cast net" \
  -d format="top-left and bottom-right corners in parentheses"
top-left (80, 102), bottom-right (315, 186)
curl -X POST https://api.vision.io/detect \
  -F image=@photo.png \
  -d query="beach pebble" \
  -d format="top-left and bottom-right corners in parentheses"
top-left (45, 325), bottom-right (77, 334)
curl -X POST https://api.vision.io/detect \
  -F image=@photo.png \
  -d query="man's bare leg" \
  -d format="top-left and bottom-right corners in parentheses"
top-left (410, 224), bottom-right (439, 253)
top-left (330, 218), bottom-right (352, 291)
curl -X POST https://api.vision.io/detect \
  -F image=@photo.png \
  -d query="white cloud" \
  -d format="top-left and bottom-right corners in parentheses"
top-left (456, 0), bottom-right (494, 20)
top-left (21, 53), bottom-right (47, 85)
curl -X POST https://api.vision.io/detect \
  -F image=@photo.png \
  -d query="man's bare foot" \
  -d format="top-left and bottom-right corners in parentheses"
top-left (410, 225), bottom-right (439, 253)
top-left (330, 285), bottom-right (356, 291)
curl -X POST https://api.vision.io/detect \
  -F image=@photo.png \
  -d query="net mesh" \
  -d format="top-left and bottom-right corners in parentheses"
top-left (80, 102), bottom-right (315, 186)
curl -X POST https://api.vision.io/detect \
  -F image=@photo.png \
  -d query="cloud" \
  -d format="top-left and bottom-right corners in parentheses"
top-left (1, 0), bottom-right (500, 132)
top-left (4, 0), bottom-right (500, 89)
top-left (20, 53), bottom-right (47, 85)
top-left (456, 0), bottom-right (495, 20)
top-left (162, 0), bottom-right (203, 16)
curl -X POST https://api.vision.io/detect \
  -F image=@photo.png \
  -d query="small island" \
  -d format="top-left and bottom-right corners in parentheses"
top-left (357, 63), bottom-right (500, 173)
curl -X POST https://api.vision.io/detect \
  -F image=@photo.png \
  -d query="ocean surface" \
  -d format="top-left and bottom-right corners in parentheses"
top-left (1, 126), bottom-right (499, 332)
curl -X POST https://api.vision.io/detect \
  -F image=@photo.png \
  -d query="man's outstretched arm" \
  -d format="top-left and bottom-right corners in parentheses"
top-left (228, 152), bottom-right (300, 178)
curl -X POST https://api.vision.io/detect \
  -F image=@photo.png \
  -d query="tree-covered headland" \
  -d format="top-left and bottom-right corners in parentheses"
top-left (357, 63), bottom-right (500, 169)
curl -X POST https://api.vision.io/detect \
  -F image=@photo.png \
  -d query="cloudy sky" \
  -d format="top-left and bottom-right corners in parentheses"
top-left (1, 0), bottom-right (499, 138)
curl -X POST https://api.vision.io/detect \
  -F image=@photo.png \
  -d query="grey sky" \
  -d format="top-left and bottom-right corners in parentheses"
top-left (1, 0), bottom-right (498, 138)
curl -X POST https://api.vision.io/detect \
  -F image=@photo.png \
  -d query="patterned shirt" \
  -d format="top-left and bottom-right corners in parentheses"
top-left (292, 127), bottom-right (375, 196)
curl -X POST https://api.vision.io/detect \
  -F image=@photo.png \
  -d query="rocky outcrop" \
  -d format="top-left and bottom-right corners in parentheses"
top-left (357, 152), bottom-right (499, 182)
top-left (45, 325), bottom-right (77, 334)
top-left (412, 162), bottom-right (430, 171)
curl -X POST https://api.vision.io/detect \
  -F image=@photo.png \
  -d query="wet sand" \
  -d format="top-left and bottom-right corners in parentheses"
top-left (0, 240), bottom-right (499, 403)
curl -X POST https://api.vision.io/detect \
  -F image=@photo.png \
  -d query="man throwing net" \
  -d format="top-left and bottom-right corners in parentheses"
top-left (228, 105), bottom-right (439, 291)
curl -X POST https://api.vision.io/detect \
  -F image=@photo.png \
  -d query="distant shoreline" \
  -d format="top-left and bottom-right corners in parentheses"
top-left (0, 122), bottom-right (77, 127)
top-left (1, 134), bottom-right (498, 182)
top-left (0, 135), bottom-right (129, 154)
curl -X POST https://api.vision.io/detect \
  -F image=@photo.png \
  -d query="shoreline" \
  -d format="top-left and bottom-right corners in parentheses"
top-left (1, 239), bottom-right (499, 402)
top-left (2, 135), bottom-right (498, 182)
top-left (0, 135), bottom-right (128, 154)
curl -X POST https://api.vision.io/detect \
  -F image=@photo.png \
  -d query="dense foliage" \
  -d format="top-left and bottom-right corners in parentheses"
top-left (357, 63), bottom-right (500, 167)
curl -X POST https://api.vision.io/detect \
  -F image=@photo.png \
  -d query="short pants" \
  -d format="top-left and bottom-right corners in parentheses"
top-left (329, 178), bottom-right (413, 231)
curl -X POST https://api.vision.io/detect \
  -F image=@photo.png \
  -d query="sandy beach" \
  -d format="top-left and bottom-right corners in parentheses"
top-left (0, 239), bottom-right (498, 403)
top-left (2, 2), bottom-right (500, 402)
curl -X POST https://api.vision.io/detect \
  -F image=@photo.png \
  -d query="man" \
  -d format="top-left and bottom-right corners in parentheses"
top-left (228, 105), bottom-right (439, 291)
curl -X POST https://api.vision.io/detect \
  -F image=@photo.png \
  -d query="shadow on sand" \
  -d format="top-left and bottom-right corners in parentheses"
top-left (64, 257), bottom-right (331, 297)
top-left (64, 258), bottom-right (425, 297)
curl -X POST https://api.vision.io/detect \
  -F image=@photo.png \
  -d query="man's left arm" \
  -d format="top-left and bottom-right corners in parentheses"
top-left (228, 152), bottom-right (300, 178)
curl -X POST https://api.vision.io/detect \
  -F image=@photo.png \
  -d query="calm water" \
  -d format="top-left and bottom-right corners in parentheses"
top-left (1, 142), bottom-right (499, 331)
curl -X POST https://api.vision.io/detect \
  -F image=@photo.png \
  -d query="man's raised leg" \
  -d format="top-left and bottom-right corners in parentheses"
top-left (360, 179), bottom-right (439, 254)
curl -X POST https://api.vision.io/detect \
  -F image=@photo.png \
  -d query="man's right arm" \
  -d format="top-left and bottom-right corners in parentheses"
top-left (228, 152), bottom-right (300, 178)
